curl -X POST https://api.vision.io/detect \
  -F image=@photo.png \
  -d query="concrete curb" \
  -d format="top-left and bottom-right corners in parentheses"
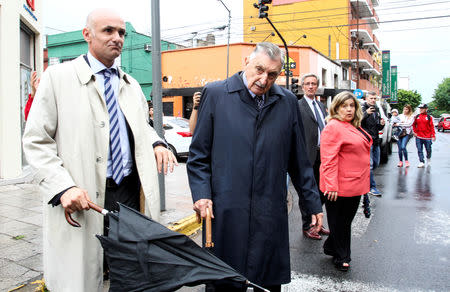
top-left (167, 213), bottom-right (202, 236)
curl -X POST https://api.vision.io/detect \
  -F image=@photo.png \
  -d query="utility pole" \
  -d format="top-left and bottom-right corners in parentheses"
top-left (151, 0), bottom-right (166, 211)
top-left (356, 0), bottom-right (360, 89)
top-left (218, 0), bottom-right (231, 78)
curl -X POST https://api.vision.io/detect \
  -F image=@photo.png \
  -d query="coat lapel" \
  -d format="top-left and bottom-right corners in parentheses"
top-left (73, 56), bottom-right (104, 101)
top-left (300, 97), bottom-right (318, 125)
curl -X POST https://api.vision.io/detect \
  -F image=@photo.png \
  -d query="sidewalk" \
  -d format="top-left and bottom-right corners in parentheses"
top-left (0, 163), bottom-right (200, 291)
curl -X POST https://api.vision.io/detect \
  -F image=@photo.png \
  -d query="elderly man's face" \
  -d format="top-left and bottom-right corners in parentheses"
top-left (83, 11), bottom-right (125, 67)
top-left (301, 76), bottom-right (318, 99)
top-left (244, 52), bottom-right (282, 96)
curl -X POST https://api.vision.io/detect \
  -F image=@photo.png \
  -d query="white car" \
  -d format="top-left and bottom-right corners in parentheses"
top-left (162, 116), bottom-right (192, 158)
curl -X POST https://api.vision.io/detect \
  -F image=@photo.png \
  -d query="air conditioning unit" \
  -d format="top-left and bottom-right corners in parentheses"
top-left (144, 44), bottom-right (151, 52)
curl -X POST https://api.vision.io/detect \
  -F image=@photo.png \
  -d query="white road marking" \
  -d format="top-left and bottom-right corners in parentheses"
top-left (414, 209), bottom-right (450, 246)
top-left (282, 271), bottom-right (400, 292)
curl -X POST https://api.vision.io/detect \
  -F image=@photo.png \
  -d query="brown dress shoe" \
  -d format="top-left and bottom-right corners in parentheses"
top-left (303, 228), bottom-right (322, 240)
top-left (319, 227), bottom-right (330, 235)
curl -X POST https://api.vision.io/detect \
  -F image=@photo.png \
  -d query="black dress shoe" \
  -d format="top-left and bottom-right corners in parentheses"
top-left (303, 228), bottom-right (322, 240)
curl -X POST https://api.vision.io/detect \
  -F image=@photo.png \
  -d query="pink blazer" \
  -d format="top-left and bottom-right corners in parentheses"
top-left (319, 119), bottom-right (372, 197)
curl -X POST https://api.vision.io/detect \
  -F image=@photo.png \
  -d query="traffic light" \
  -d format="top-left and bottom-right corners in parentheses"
top-left (258, 0), bottom-right (272, 18)
top-left (291, 78), bottom-right (299, 95)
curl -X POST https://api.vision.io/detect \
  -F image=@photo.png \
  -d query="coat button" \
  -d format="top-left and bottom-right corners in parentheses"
top-left (96, 157), bottom-right (102, 163)
top-left (99, 121), bottom-right (105, 128)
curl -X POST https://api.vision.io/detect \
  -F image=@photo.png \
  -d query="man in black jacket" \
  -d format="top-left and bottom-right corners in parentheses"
top-left (361, 92), bottom-right (385, 197)
top-left (297, 73), bottom-right (330, 240)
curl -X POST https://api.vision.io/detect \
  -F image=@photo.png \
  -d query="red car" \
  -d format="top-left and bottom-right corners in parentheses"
top-left (437, 116), bottom-right (450, 132)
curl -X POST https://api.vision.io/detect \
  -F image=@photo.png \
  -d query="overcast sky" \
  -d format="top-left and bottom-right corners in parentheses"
top-left (43, 0), bottom-right (450, 102)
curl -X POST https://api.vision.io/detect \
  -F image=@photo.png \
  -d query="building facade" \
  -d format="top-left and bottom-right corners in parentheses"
top-left (0, 0), bottom-right (44, 179)
top-left (46, 22), bottom-right (179, 98)
top-left (161, 43), bottom-right (342, 118)
top-left (243, 0), bottom-right (381, 94)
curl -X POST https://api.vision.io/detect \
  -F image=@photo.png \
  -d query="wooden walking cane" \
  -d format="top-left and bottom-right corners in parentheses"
top-left (205, 207), bottom-right (214, 248)
top-left (196, 206), bottom-right (214, 248)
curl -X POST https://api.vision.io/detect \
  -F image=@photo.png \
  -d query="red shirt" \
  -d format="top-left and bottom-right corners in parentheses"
top-left (24, 94), bottom-right (34, 120)
top-left (320, 119), bottom-right (372, 197)
top-left (413, 113), bottom-right (435, 140)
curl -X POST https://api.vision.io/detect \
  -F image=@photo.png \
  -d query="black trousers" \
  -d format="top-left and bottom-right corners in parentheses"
top-left (300, 149), bottom-right (326, 230)
top-left (323, 195), bottom-right (361, 264)
top-left (206, 282), bottom-right (281, 292)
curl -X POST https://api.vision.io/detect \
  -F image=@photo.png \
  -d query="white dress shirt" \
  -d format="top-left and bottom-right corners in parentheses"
top-left (87, 52), bottom-right (133, 178)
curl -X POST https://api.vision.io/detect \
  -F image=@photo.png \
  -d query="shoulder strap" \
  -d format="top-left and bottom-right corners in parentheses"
top-left (357, 127), bottom-right (371, 143)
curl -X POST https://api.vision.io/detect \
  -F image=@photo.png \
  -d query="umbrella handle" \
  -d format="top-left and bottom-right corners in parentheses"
top-left (65, 201), bottom-right (109, 228)
top-left (205, 207), bottom-right (214, 248)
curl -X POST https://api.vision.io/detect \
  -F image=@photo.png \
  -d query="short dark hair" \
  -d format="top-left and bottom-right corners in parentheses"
top-left (147, 101), bottom-right (153, 109)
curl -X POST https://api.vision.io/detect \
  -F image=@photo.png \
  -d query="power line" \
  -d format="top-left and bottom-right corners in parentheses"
top-left (159, 2), bottom-right (450, 43)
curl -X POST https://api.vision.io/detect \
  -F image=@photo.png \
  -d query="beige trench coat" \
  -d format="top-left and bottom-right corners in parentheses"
top-left (23, 56), bottom-right (161, 292)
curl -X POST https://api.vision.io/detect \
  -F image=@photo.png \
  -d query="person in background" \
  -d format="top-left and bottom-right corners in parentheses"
top-left (413, 103), bottom-right (435, 168)
top-left (320, 91), bottom-right (372, 272)
top-left (361, 92), bottom-right (385, 197)
top-left (22, 8), bottom-right (177, 292)
top-left (390, 109), bottom-right (401, 141)
top-left (396, 104), bottom-right (415, 167)
top-left (297, 73), bottom-right (330, 240)
top-left (148, 100), bottom-right (154, 127)
top-left (189, 91), bottom-right (201, 133)
top-left (188, 42), bottom-right (323, 292)
top-left (24, 71), bottom-right (40, 121)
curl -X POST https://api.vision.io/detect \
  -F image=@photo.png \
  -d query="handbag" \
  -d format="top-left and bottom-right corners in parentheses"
top-left (399, 129), bottom-right (407, 138)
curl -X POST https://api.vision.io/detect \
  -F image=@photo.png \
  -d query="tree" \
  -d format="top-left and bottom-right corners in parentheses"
top-left (431, 77), bottom-right (450, 115)
top-left (391, 89), bottom-right (421, 111)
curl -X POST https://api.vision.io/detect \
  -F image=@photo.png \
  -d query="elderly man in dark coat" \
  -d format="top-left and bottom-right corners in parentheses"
top-left (187, 42), bottom-right (323, 292)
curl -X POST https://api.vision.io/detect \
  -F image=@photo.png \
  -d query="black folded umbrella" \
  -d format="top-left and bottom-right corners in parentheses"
top-left (89, 203), bottom-right (267, 292)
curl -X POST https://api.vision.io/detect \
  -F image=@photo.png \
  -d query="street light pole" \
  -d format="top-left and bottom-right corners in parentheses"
top-left (265, 17), bottom-right (289, 89)
top-left (151, 0), bottom-right (166, 211)
top-left (218, 0), bottom-right (231, 78)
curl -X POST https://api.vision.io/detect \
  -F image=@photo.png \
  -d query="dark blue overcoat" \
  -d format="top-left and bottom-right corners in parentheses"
top-left (187, 72), bottom-right (322, 286)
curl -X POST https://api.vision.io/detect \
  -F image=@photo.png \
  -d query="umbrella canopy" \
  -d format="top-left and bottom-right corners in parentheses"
top-left (96, 203), bottom-right (250, 292)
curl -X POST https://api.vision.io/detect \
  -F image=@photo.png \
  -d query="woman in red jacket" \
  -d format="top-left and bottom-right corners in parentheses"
top-left (320, 91), bottom-right (372, 271)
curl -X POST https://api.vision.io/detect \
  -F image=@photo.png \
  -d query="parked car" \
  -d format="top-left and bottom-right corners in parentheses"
top-left (162, 116), bottom-right (192, 158)
top-left (358, 98), bottom-right (392, 164)
top-left (377, 100), bottom-right (392, 164)
top-left (437, 116), bottom-right (450, 132)
top-left (433, 116), bottom-right (440, 128)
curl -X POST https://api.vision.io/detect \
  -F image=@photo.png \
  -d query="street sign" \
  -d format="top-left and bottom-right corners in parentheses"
top-left (353, 89), bottom-right (364, 99)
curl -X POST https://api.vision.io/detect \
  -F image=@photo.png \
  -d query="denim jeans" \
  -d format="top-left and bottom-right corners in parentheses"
top-left (397, 134), bottom-right (411, 161)
top-left (415, 138), bottom-right (432, 163)
top-left (370, 145), bottom-right (380, 189)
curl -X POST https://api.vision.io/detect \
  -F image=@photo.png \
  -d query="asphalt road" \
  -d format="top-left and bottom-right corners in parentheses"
top-left (287, 131), bottom-right (450, 291)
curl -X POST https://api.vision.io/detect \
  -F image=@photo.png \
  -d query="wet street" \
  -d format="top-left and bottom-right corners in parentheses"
top-left (287, 131), bottom-right (450, 291)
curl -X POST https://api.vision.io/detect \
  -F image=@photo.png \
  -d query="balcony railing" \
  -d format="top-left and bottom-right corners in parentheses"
top-left (350, 0), bottom-right (373, 18)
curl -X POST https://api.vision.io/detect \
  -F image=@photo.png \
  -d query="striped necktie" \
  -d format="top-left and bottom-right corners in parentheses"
top-left (312, 100), bottom-right (325, 132)
top-left (103, 68), bottom-right (124, 185)
top-left (255, 95), bottom-right (264, 110)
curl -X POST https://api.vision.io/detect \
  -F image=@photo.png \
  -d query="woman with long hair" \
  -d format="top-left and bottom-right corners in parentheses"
top-left (320, 92), bottom-right (372, 271)
top-left (395, 104), bottom-right (415, 167)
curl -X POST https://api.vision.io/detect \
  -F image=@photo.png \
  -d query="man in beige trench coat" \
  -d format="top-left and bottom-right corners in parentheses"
top-left (22, 8), bottom-right (177, 292)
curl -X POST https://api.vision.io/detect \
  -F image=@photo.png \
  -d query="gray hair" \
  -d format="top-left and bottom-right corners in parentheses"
top-left (249, 42), bottom-right (285, 71)
top-left (300, 73), bottom-right (320, 86)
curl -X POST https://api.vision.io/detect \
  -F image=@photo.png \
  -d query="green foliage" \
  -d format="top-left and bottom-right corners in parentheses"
top-left (390, 89), bottom-right (421, 111)
top-left (431, 77), bottom-right (450, 114)
top-left (12, 235), bottom-right (25, 240)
